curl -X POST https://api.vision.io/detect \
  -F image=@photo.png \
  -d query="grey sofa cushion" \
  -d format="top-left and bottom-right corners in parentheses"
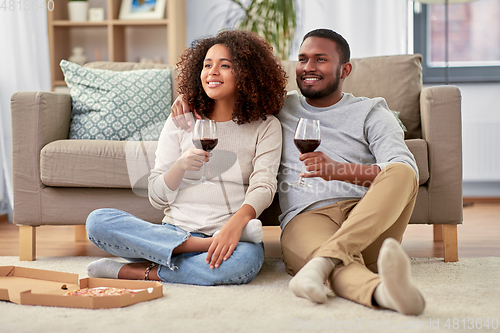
top-left (40, 140), bottom-right (157, 190)
top-left (406, 139), bottom-right (429, 185)
top-left (344, 55), bottom-right (423, 140)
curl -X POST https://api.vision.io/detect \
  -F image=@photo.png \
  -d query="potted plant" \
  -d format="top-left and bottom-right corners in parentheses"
top-left (226, 0), bottom-right (296, 60)
top-left (68, 0), bottom-right (89, 22)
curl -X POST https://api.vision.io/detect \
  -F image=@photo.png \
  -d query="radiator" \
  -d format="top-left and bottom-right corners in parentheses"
top-left (462, 122), bottom-right (500, 181)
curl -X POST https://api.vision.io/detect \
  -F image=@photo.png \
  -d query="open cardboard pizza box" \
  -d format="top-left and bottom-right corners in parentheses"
top-left (0, 266), bottom-right (163, 309)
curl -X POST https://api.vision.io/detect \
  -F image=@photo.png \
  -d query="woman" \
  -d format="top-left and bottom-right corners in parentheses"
top-left (86, 30), bottom-right (287, 285)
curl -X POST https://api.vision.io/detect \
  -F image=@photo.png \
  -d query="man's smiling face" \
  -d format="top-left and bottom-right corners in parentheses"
top-left (296, 36), bottom-right (345, 107)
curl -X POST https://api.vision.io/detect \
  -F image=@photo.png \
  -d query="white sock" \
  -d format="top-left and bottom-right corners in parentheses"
top-left (240, 219), bottom-right (263, 243)
top-left (87, 258), bottom-right (126, 279)
top-left (289, 257), bottom-right (338, 304)
top-left (373, 238), bottom-right (426, 315)
top-left (213, 219), bottom-right (263, 244)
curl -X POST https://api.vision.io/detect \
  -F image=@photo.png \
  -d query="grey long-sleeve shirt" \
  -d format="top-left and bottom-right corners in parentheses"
top-left (277, 91), bottom-right (418, 230)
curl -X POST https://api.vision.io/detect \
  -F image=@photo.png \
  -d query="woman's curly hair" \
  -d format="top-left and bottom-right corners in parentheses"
top-left (176, 30), bottom-right (288, 124)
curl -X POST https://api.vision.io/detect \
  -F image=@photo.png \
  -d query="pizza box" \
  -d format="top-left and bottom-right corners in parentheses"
top-left (0, 266), bottom-right (163, 309)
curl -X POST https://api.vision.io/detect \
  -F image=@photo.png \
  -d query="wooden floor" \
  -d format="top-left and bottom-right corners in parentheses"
top-left (0, 202), bottom-right (499, 259)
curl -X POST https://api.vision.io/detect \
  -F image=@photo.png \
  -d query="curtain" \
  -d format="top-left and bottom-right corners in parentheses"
top-left (291, 0), bottom-right (408, 59)
top-left (0, 10), bottom-right (51, 219)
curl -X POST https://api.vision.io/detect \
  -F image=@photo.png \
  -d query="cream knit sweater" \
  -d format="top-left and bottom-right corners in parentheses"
top-left (148, 115), bottom-right (282, 235)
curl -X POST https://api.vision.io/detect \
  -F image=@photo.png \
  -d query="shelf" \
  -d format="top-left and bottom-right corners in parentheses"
top-left (47, 0), bottom-right (186, 91)
top-left (52, 21), bottom-right (108, 27)
top-left (111, 19), bottom-right (169, 26)
top-left (52, 20), bottom-right (169, 27)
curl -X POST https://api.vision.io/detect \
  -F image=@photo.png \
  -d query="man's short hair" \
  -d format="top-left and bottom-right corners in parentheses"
top-left (301, 29), bottom-right (351, 64)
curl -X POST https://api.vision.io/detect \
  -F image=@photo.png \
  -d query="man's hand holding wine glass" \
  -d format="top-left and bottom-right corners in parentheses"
top-left (300, 152), bottom-right (381, 187)
top-left (299, 151), bottom-right (342, 182)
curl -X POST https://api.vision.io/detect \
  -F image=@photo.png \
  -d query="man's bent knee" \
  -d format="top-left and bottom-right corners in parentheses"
top-left (379, 163), bottom-right (418, 186)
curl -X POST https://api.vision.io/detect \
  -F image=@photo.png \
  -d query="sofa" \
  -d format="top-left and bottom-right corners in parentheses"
top-left (11, 54), bottom-right (463, 262)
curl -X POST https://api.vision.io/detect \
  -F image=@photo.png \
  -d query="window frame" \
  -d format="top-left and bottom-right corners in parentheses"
top-left (413, 4), bottom-right (500, 84)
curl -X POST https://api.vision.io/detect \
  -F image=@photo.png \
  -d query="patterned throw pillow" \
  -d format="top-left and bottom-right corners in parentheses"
top-left (60, 60), bottom-right (171, 141)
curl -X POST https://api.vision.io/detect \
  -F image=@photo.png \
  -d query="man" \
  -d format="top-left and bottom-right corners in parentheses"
top-left (171, 29), bottom-right (425, 315)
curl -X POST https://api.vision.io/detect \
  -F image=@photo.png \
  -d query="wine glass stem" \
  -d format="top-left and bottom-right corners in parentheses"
top-left (200, 162), bottom-right (206, 181)
top-left (299, 161), bottom-right (306, 186)
top-left (205, 161), bottom-right (210, 181)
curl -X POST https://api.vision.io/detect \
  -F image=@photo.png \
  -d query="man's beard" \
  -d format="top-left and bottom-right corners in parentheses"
top-left (298, 65), bottom-right (342, 100)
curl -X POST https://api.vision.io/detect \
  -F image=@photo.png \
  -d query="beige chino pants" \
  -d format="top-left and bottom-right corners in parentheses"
top-left (281, 163), bottom-right (418, 308)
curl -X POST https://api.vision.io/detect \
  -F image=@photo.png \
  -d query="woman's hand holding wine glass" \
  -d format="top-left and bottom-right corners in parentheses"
top-left (191, 119), bottom-right (218, 185)
top-left (178, 148), bottom-right (209, 172)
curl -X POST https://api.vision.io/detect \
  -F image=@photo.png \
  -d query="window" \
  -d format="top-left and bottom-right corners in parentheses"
top-left (413, 0), bottom-right (500, 83)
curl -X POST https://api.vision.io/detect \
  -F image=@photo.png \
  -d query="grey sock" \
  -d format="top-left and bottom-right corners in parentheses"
top-left (87, 258), bottom-right (126, 279)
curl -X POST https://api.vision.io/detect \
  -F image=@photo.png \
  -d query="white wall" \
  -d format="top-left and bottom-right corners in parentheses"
top-left (185, 0), bottom-right (408, 59)
top-left (291, 0), bottom-right (408, 59)
top-left (186, 0), bottom-right (234, 44)
top-left (458, 83), bottom-right (500, 196)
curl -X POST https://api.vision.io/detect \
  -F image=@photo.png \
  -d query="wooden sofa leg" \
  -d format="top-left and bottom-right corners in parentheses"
top-left (442, 224), bottom-right (459, 262)
top-left (433, 224), bottom-right (443, 242)
top-left (75, 225), bottom-right (88, 242)
top-left (19, 225), bottom-right (37, 261)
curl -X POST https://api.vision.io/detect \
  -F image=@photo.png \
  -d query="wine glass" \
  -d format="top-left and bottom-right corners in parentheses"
top-left (288, 118), bottom-right (321, 188)
top-left (191, 119), bottom-right (218, 185)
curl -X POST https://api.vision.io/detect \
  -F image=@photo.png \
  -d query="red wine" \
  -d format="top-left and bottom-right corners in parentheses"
top-left (193, 138), bottom-right (218, 152)
top-left (294, 139), bottom-right (320, 154)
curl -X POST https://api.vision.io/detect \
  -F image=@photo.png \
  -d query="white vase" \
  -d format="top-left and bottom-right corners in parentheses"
top-left (68, 1), bottom-right (89, 22)
top-left (68, 47), bottom-right (87, 65)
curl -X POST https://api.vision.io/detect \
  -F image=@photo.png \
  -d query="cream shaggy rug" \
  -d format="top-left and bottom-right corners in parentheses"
top-left (0, 256), bottom-right (499, 333)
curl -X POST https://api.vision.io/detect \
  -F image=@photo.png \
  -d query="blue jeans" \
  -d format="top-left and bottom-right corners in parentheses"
top-left (86, 208), bottom-right (265, 286)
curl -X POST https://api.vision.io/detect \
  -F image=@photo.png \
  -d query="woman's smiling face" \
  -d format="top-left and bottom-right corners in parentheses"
top-left (200, 44), bottom-right (237, 103)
